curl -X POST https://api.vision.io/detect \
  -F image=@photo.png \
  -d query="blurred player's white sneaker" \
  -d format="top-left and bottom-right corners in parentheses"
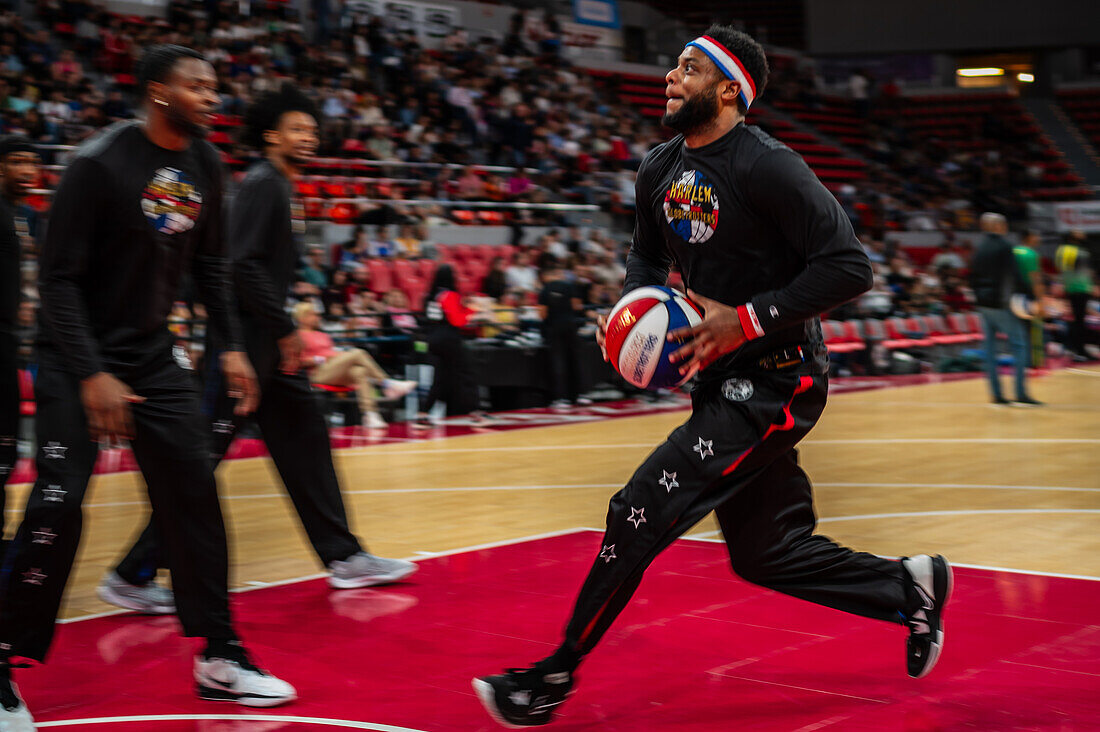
top-left (382, 379), bottom-right (418, 399)
top-left (194, 645), bottom-right (296, 707)
top-left (97, 571), bottom-right (176, 615)
top-left (0, 663), bottom-right (34, 732)
top-left (328, 552), bottom-right (418, 589)
top-left (902, 554), bottom-right (952, 678)
top-left (363, 411), bottom-right (388, 429)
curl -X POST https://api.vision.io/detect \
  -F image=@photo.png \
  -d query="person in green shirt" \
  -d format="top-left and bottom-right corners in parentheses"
top-left (1014, 231), bottom-right (1045, 367)
top-left (1056, 231), bottom-right (1095, 362)
top-left (299, 245), bottom-right (329, 288)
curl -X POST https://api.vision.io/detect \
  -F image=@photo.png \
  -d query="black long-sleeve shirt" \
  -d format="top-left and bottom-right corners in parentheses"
top-left (625, 122), bottom-right (873, 374)
top-left (0, 197), bottom-right (19, 340)
top-left (38, 121), bottom-right (240, 379)
top-left (969, 233), bottom-right (1028, 309)
top-left (227, 159), bottom-right (301, 341)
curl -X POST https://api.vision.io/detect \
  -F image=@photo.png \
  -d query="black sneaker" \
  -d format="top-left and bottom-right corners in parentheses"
top-left (902, 554), bottom-right (953, 678)
top-left (993, 397), bottom-right (1011, 406)
top-left (473, 661), bottom-right (575, 728)
top-left (1012, 397), bottom-right (1043, 407)
top-left (0, 661), bottom-right (35, 731)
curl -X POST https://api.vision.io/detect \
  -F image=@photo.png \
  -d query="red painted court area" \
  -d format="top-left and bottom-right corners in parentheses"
top-left (20, 530), bottom-right (1100, 731)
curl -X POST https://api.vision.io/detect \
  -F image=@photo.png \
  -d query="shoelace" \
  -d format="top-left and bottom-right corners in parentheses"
top-left (207, 647), bottom-right (265, 676)
top-left (0, 662), bottom-right (30, 711)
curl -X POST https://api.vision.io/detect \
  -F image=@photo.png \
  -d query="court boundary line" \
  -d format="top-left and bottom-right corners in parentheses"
top-left (672, 531), bottom-right (1100, 583)
top-left (58, 520), bottom-right (1100, 626)
top-left (18, 480), bottom-right (1098, 515)
top-left (36, 714), bottom-right (430, 730)
top-left (58, 528), bottom-right (594, 625)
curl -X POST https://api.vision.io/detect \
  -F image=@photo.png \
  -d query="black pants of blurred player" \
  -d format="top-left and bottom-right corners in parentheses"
top-left (113, 339), bottom-right (362, 587)
top-left (0, 351), bottom-right (236, 661)
top-left (1067, 292), bottom-right (1090, 357)
top-left (545, 327), bottom-right (580, 404)
top-left (420, 328), bottom-right (476, 417)
top-left (560, 367), bottom-right (920, 661)
top-left (0, 333), bottom-right (18, 566)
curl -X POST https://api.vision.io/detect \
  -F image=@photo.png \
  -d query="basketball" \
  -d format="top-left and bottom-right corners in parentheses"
top-left (604, 286), bottom-right (703, 390)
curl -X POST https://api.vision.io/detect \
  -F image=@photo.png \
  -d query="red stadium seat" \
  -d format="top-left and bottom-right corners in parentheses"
top-left (367, 258), bottom-right (394, 293)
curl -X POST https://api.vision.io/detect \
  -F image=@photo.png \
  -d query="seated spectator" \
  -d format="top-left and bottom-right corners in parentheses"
top-left (393, 224), bottom-right (422, 258)
top-left (294, 302), bottom-right (416, 429)
top-left (507, 167), bottom-right (533, 199)
top-left (455, 166), bottom-right (485, 200)
top-left (482, 256), bottom-right (508, 301)
top-left (300, 246), bottom-right (329, 288)
top-left (51, 48), bottom-right (83, 86)
top-left (322, 301), bottom-right (348, 331)
top-left (505, 250), bottom-right (539, 293)
top-left (322, 268), bottom-right (353, 312)
top-left (381, 288), bottom-right (419, 331)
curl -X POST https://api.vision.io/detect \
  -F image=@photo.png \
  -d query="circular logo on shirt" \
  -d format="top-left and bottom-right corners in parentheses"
top-left (663, 169), bottom-right (719, 245)
top-left (141, 167), bottom-right (203, 235)
top-left (722, 378), bottom-right (754, 402)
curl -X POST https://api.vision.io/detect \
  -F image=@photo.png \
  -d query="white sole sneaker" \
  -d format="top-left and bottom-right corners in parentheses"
top-left (96, 580), bottom-right (175, 615)
top-left (194, 656), bottom-right (297, 708)
top-left (328, 561), bottom-right (418, 590)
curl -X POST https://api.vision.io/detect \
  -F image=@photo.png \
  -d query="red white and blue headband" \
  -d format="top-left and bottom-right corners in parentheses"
top-left (686, 35), bottom-right (757, 109)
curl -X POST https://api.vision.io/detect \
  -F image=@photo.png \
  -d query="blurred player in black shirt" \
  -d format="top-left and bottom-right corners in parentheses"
top-left (0, 136), bottom-right (39, 570)
top-left (475, 26), bottom-right (952, 727)
top-left (0, 46), bottom-right (295, 730)
top-left (101, 83), bottom-right (416, 610)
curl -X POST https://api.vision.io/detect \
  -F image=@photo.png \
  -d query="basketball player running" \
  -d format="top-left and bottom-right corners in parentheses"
top-left (0, 46), bottom-right (295, 730)
top-left (99, 83), bottom-right (416, 612)
top-left (474, 26), bottom-right (951, 727)
top-left (0, 136), bottom-right (40, 569)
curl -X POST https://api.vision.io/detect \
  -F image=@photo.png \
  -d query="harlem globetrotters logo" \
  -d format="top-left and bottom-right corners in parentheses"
top-left (141, 167), bottom-right (203, 235)
top-left (663, 170), bottom-right (719, 244)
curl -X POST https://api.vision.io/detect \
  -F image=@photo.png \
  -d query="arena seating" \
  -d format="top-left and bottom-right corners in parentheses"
top-left (1056, 86), bottom-right (1100, 153)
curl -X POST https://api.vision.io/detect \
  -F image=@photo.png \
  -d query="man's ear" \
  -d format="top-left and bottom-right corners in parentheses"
top-left (720, 79), bottom-right (741, 103)
top-left (263, 129), bottom-right (280, 147)
top-left (147, 80), bottom-right (168, 106)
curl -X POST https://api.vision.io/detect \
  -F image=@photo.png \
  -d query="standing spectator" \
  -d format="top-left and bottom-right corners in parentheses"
top-left (416, 264), bottom-right (485, 425)
top-left (849, 68), bottom-right (870, 117)
top-left (538, 257), bottom-right (582, 408)
top-left (969, 213), bottom-right (1037, 405)
top-left (1055, 230), bottom-right (1095, 362)
top-left (1013, 230), bottom-right (1046, 367)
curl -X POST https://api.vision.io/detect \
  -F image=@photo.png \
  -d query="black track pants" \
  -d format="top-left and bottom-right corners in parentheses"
top-left (115, 348), bottom-right (361, 586)
top-left (0, 355), bottom-right (235, 661)
top-left (562, 371), bottom-right (915, 658)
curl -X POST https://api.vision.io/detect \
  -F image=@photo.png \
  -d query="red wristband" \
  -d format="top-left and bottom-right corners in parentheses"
top-left (736, 303), bottom-right (765, 340)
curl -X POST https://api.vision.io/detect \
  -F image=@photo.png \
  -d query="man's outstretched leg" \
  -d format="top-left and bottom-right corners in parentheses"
top-left (714, 447), bottom-right (951, 679)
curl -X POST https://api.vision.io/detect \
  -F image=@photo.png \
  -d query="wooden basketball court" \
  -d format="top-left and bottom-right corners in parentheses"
top-left (4, 365), bottom-right (1098, 729)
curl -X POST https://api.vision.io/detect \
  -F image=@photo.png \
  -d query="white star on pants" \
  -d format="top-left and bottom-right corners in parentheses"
top-left (599, 544), bottom-right (617, 563)
top-left (693, 437), bottom-right (714, 460)
top-left (658, 470), bottom-right (678, 493)
top-left (627, 507), bottom-right (646, 529)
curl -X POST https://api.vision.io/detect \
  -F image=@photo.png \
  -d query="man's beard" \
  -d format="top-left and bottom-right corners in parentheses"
top-left (286, 152), bottom-right (312, 167)
top-left (166, 105), bottom-right (206, 138)
top-left (662, 86), bottom-right (720, 136)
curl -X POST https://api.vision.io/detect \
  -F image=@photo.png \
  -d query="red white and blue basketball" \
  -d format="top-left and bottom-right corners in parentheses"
top-left (604, 286), bottom-right (703, 390)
